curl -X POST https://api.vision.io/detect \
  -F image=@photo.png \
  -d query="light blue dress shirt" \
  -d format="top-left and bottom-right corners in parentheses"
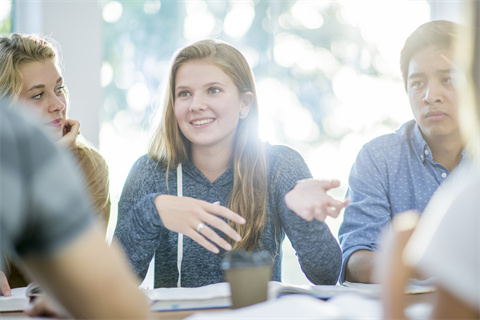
top-left (338, 119), bottom-right (466, 283)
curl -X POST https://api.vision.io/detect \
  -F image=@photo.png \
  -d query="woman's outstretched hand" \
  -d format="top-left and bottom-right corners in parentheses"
top-left (57, 119), bottom-right (80, 148)
top-left (154, 195), bottom-right (246, 254)
top-left (285, 178), bottom-right (349, 222)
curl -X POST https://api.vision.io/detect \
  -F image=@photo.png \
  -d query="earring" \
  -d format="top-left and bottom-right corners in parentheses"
top-left (240, 111), bottom-right (245, 117)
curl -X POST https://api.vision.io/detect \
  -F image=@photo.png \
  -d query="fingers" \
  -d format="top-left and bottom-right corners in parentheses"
top-left (201, 212), bottom-right (242, 242)
top-left (57, 119), bottom-right (80, 148)
top-left (319, 179), bottom-right (341, 190)
top-left (0, 271), bottom-right (11, 297)
top-left (205, 202), bottom-right (246, 225)
top-left (316, 197), bottom-right (349, 221)
top-left (190, 202), bottom-right (243, 253)
top-left (155, 195), bottom-right (244, 254)
top-left (295, 196), bottom-right (349, 222)
top-left (286, 178), bottom-right (349, 222)
top-left (186, 224), bottom-right (233, 254)
top-left (296, 178), bottom-right (341, 191)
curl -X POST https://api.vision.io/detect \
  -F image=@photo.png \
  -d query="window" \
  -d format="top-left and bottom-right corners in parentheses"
top-left (0, 1), bottom-right (12, 33)
top-left (101, 1), bottom-right (430, 284)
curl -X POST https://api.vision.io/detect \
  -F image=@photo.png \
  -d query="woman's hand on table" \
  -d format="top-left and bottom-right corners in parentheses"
top-left (285, 178), bottom-right (349, 222)
top-left (154, 195), bottom-right (246, 254)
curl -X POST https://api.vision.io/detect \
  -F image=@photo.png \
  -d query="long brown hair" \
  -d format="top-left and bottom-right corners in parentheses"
top-left (148, 39), bottom-right (267, 251)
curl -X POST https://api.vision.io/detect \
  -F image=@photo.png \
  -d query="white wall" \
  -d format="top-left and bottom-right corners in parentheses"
top-left (429, 0), bottom-right (463, 22)
top-left (13, 1), bottom-right (102, 147)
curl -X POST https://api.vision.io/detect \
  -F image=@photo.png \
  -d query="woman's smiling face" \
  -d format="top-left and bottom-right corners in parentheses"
top-left (174, 59), bottom-right (252, 153)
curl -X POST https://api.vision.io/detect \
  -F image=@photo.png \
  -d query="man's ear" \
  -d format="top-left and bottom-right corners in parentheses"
top-left (239, 91), bottom-right (253, 119)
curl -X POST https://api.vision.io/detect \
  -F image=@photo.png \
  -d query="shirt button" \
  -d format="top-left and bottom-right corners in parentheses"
top-left (424, 150), bottom-right (429, 155)
top-left (420, 154), bottom-right (424, 160)
top-left (441, 172), bottom-right (447, 178)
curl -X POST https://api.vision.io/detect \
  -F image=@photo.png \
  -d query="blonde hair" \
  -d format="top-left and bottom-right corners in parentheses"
top-left (73, 140), bottom-right (111, 228)
top-left (0, 33), bottom-right (110, 227)
top-left (148, 39), bottom-right (267, 251)
top-left (0, 33), bottom-right (63, 103)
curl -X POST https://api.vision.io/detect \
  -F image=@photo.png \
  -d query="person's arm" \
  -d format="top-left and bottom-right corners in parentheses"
top-left (154, 195), bottom-right (244, 254)
top-left (344, 250), bottom-right (377, 283)
top-left (23, 225), bottom-right (150, 319)
top-left (1, 108), bottom-right (150, 318)
top-left (285, 178), bottom-right (349, 222)
top-left (114, 156), bottom-right (176, 280)
top-left (114, 156), bottom-right (245, 280)
top-left (275, 147), bottom-right (342, 285)
top-left (379, 208), bottom-right (480, 319)
top-left (431, 286), bottom-right (479, 319)
top-left (377, 211), bottom-right (419, 319)
top-left (338, 144), bottom-right (392, 283)
top-left (0, 271), bottom-right (11, 297)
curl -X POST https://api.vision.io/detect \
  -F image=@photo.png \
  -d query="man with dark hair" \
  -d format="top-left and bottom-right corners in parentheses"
top-left (0, 104), bottom-right (150, 318)
top-left (338, 20), bottom-right (467, 284)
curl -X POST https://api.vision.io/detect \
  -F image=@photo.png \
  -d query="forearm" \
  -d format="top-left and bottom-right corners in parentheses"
top-left (24, 225), bottom-right (150, 319)
top-left (115, 194), bottom-right (163, 278)
top-left (301, 238), bottom-right (342, 285)
top-left (291, 222), bottom-right (342, 285)
top-left (345, 250), bottom-right (377, 283)
top-left (431, 286), bottom-right (479, 319)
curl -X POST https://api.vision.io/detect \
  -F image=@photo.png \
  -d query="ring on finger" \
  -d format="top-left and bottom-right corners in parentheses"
top-left (196, 223), bottom-right (205, 232)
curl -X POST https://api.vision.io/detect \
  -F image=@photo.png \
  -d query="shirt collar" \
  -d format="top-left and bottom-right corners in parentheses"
top-left (412, 122), bottom-right (468, 166)
top-left (183, 160), bottom-right (234, 186)
top-left (411, 122), bottom-right (432, 163)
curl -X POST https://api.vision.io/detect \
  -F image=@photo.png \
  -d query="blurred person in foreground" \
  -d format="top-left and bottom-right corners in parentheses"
top-left (337, 20), bottom-right (469, 283)
top-left (0, 33), bottom-right (111, 293)
top-left (378, 4), bottom-right (479, 318)
top-left (0, 104), bottom-right (150, 318)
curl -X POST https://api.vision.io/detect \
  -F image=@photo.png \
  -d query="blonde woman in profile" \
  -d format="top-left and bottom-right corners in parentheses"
top-left (114, 39), bottom-right (344, 288)
top-left (0, 33), bottom-right (111, 294)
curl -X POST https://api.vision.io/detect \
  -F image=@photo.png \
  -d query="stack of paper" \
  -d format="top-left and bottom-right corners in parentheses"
top-left (0, 287), bottom-right (28, 312)
top-left (185, 295), bottom-right (343, 319)
top-left (143, 281), bottom-right (373, 312)
top-left (143, 282), bottom-right (231, 311)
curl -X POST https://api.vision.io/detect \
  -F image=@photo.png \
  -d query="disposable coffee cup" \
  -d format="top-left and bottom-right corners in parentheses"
top-left (221, 250), bottom-right (273, 309)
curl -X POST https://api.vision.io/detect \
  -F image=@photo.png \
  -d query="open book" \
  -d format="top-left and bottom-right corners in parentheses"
top-left (342, 278), bottom-right (436, 296)
top-left (0, 282), bottom-right (45, 312)
top-left (143, 281), bottom-right (371, 312)
top-left (143, 282), bottom-right (231, 311)
top-left (0, 287), bottom-right (28, 312)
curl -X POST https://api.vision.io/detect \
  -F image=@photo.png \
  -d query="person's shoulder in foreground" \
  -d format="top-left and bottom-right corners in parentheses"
top-left (0, 104), bottom-right (150, 319)
top-left (405, 159), bottom-right (480, 315)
